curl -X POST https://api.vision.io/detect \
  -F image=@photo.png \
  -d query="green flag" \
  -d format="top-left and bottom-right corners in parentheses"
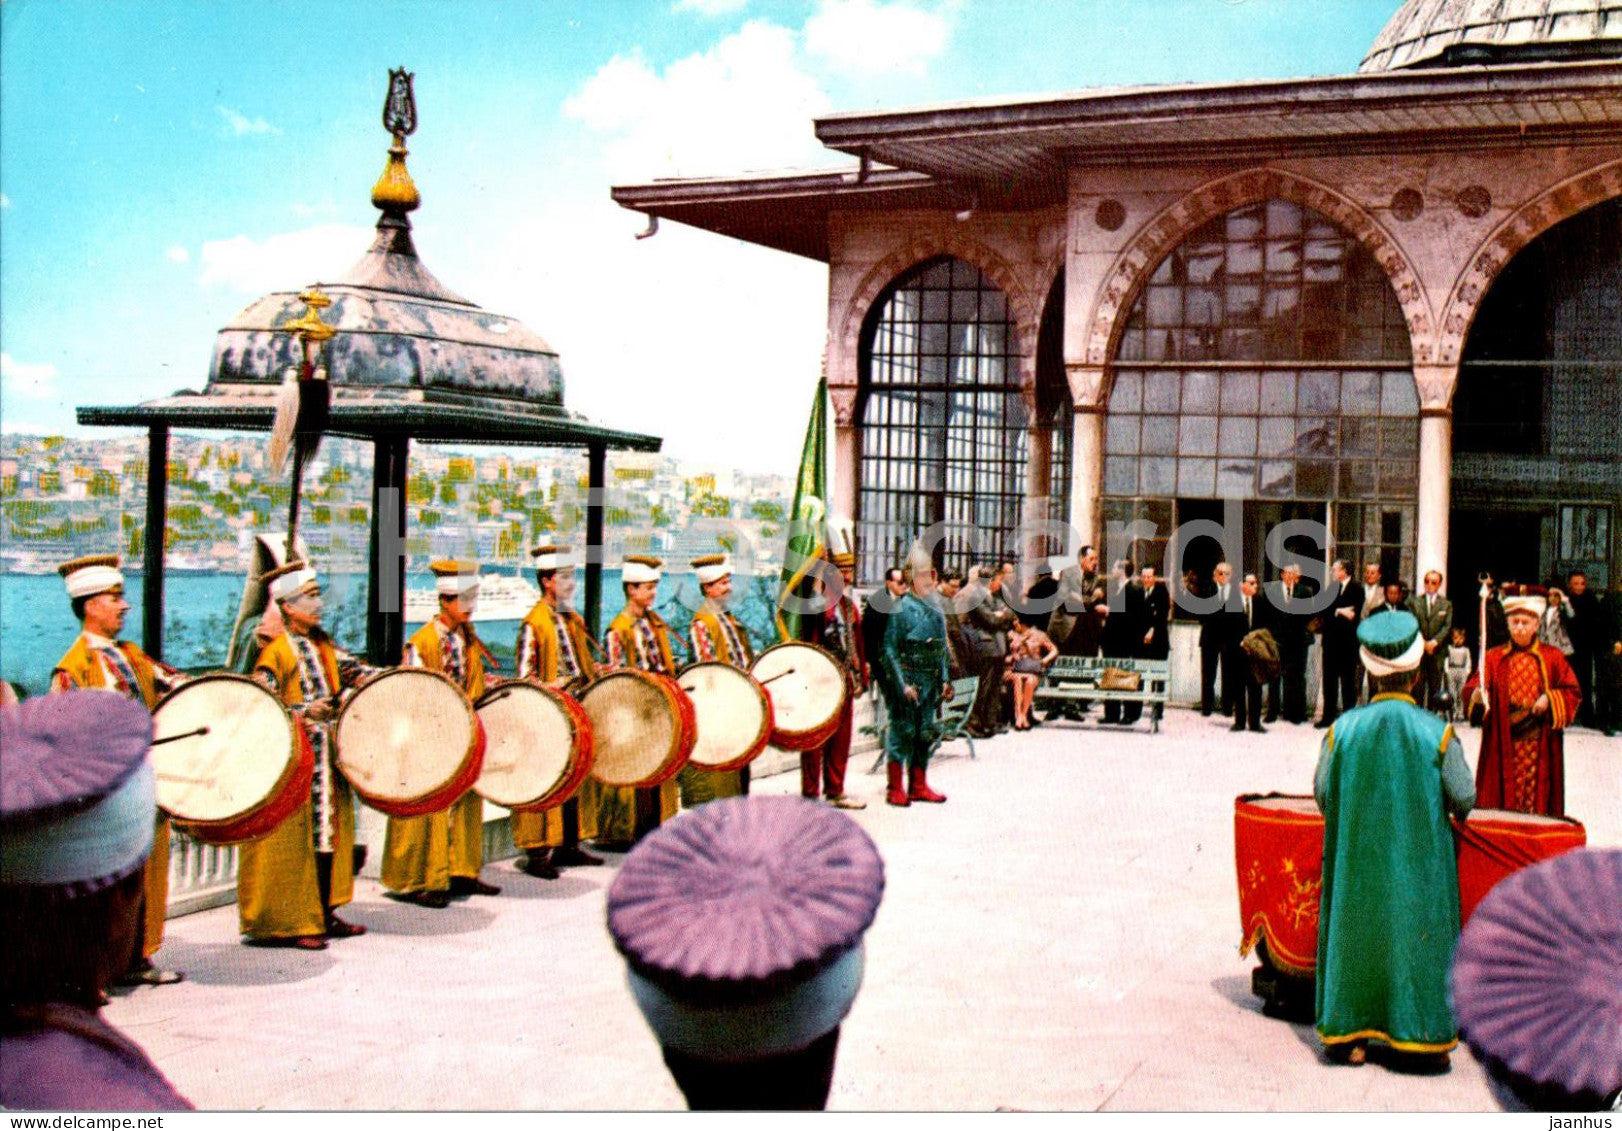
top-left (775, 377), bottom-right (829, 641)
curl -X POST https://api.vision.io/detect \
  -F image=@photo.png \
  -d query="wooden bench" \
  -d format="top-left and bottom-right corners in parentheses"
top-left (866, 675), bottom-right (982, 771)
top-left (1032, 656), bottom-right (1171, 733)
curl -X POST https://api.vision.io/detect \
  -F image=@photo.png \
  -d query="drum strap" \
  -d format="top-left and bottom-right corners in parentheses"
top-left (96, 646), bottom-right (142, 701)
top-left (290, 633), bottom-right (337, 853)
top-left (556, 616), bottom-right (583, 681)
top-left (718, 614), bottom-right (750, 668)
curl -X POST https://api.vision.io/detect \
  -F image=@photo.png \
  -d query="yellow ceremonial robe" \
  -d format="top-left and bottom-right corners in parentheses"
top-left (678, 606), bottom-right (750, 806)
top-left (240, 633), bottom-right (356, 939)
top-left (381, 619), bottom-right (487, 893)
top-left (597, 609), bottom-right (680, 844)
top-left (51, 636), bottom-right (170, 959)
top-left (510, 601), bottom-right (599, 849)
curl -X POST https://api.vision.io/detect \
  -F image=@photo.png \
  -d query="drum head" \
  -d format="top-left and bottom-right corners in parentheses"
top-left (152, 675), bottom-right (294, 824)
top-left (336, 668), bottom-right (477, 807)
top-left (1242, 794), bottom-right (1319, 815)
top-left (474, 684), bottom-right (578, 809)
top-left (680, 662), bottom-right (771, 771)
top-left (1468, 808), bottom-right (1572, 827)
top-left (582, 671), bottom-right (681, 788)
top-left (751, 642), bottom-right (844, 741)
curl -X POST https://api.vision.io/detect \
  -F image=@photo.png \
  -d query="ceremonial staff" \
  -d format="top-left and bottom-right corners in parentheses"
top-left (267, 289), bottom-right (335, 562)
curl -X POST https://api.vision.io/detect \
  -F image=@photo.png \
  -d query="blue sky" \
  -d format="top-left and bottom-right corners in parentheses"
top-left (1, 0), bottom-right (1396, 472)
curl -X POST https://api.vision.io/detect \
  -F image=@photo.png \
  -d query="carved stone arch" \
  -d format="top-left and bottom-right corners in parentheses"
top-left (1081, 168), bottom-right (1437, 387)
top-left (837, 235), bottom-right (1043, 394)
top-left (1436, 158), bottom-right (1622, 367)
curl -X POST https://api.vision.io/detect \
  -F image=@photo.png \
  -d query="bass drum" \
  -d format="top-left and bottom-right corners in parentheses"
top-left (580, 669), bottom-right (695, 788)
top-left (677, 661), bottom-right (774, 773)
top-left (750, 641), bottom-right (847, 752)
top-left (473, 682), bottom-right (594, 812)
top-left (1453, 808), bottom-right (1586, 925)
top-left (335, 667), bottom-right (485, 818)
top-left (150, 673), bottom-right (314, 846)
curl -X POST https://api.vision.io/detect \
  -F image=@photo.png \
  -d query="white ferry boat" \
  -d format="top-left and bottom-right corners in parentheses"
top-left (404, 572), bottom-right (539, 623)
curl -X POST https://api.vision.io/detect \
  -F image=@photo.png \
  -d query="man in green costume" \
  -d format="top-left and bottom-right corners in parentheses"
top-left (879, 546), bottom-right (954, 808)
top-left (1313, 609), bottom-right (1475, 1066)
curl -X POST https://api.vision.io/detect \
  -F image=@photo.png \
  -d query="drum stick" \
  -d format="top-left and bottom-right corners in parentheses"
top-left (759, 668), bottom-right (797, 687)
top-left (152, 726), bottom-right (211, 746)
top-left (480, 688), bottom-right (515, 706)
top-left (156, 771), bottom-right (211, 784)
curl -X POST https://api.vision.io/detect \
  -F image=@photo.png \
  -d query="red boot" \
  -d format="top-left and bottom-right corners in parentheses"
top-left (908, 764), bottom-right (947, 804)
top-left (885, 761), bottom-right (910, 807)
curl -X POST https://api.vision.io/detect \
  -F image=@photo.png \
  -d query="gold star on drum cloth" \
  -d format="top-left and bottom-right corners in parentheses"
top-left (290, 633), bottom-right (340, 853)
top-left (1505, 649), bottom-right (1545, 814)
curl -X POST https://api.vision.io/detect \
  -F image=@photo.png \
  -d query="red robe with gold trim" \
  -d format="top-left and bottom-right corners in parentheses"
top-left (1474, 641), bottom-right (1581, 817)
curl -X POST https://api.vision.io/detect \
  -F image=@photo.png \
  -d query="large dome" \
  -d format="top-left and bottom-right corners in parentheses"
top-left (1362, 0), bottom-right (1622, 72)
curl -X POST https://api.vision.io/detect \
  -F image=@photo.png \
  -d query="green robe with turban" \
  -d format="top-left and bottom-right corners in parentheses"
top-left (1313, 693), bottom-right (1476, 1053)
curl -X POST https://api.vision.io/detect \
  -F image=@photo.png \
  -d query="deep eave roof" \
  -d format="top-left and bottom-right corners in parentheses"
top-left (612, 61), bottom-right (1622, 261)
top-left (77, 390), bottom-right (662, 452)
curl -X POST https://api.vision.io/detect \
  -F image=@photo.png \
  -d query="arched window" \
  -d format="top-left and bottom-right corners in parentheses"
top-left (1451, 195), bottom-right (1622, 587)
top-left (857, 257), bottom-right (1031, 580)
top-left (1106, 200), bottom-right (1417, 583)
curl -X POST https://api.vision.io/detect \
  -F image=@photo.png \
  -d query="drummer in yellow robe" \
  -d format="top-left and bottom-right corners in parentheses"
top-left (48, 554), bottom-right (184, 988)
top-left (245, 560), bottom-right (374, 948)
top-left (680, 553), bottom-right (751, 806)
top-left (599, 554), bottom-right (680, 847)
top-left (382, 560), bottom-right (502, 908)
top-left (511, 543), bottom-right (602, 879)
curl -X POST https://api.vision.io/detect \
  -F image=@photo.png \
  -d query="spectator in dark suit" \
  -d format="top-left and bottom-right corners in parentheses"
top-left (861, 567), bottom-right (906, 673)
top-left (1021, 563), bottom-right (1058, 632)
top-left (1316, 558), bottom-right (1364, 729)
top-left (964, 565), bottom-right (1018, 737)
top-left (1563, 569), bottom-right (1601, 728)
top-left (1199, 561), bottom-right (1235, 717)
top-left (1137, 565), bottom-right (1170, 725)
top-left (1406, 569), bottom-right (1454, 713)
top-left (1264, 562), bottom-right (1314, 724)
top-left (1100, 560), bottom-right (1143, 726)
top-left (938, 571), bottom-right (971, 680)
top-left (1229, 572), bottom-right (1266, 733)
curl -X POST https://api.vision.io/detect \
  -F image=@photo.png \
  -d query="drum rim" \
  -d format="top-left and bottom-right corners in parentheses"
top-left (472, 679), bottom-right (588, 809)
top-left (173, 717), bottom-right (315, 845)
top-left (749, 640), bottom-right (846, 744)
top-left (152, 671), bottom-right (299, 827)
top-left (334, 666), bottom-right (481, 810)
top-left (580, 668), bottom-right (693, 788)
top-left (676, 660), bottom-right (774, 772)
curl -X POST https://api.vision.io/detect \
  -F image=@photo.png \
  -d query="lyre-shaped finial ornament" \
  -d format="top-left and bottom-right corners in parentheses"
top-left (372, 68), bottom-right (420, 214)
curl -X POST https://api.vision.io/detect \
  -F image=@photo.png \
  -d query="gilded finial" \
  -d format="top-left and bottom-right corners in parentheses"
top-left (283, 287), bottom-right (337, 346)
top-left (371, 68), bottom-right (420, 214)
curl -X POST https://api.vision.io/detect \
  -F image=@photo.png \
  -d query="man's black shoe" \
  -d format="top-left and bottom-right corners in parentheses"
top-left (387, 889), bottom-right (450, 909)
top-left (552, 845), bottom-right (604, 867)
top-left (1230, 722), bottom-right (1246, 732)
top-left (518, 855), bottom-right (560, 880)
top-left (1314, 720), bottom-right (1333, 729)
top-left (449, 876), bottom-right (501, 897)
top-left (1249, 724), bottom-right (1268, 734)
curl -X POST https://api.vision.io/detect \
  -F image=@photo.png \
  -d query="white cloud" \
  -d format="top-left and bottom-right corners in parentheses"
top-left (564, 21), bottom-right (831, 180)
top-left (165, 245), bottom-right (191, 264)
top-left (464, 198), bottom-right (826, 476)
top-left (198, 224), bottom-right (373, 294)
top-left (218, 105), bottom-right (281, 137)
top-left (804, 0), bottom-right (952, 76)
top-left (673, 0), bottom-right (749, 14)
top-left (0, 192), bottom-right (10, 209)
top-left (1, 353), bottom-right (60, 399)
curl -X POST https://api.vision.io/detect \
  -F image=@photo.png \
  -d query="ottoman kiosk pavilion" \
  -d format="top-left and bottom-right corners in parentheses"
top-left (613, 0), bottom-right (1622, 593)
